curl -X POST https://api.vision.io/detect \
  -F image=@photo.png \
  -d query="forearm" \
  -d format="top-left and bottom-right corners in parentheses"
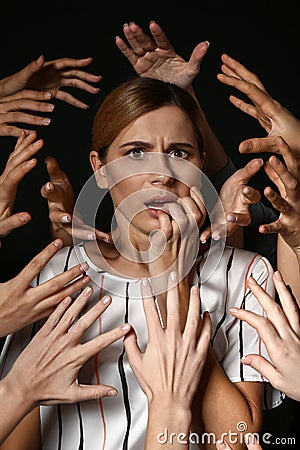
top-left (146, 401), bottom-right (192, 449)
top-left (194, 350), bottom-right (263, 449)
top-left (277, 234), bottom-right (300, 306)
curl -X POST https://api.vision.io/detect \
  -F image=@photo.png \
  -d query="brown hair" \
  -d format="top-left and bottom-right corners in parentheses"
top-left (92, 77), bottom-right (205, 160)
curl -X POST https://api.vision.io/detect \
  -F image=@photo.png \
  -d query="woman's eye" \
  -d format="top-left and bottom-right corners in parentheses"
top-left (169, 149), bottom-right (188, 159)
top-left (127, 149), bottom-right (145, 160)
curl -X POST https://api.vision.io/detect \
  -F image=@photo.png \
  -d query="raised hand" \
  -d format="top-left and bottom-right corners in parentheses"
top-left (124, 272), bottom-right (211, 450)
top-left (200, 158), bottom-right (262, 243)
top-left (40, 156), bottom-right (110, 245)
top-left (0, 287), bottom-right (131, 444)
top-left (0, 131), bottom-right (43, 242)
top-left (259, 136), bottom-right (300, 254)
top-left (0, 54), bottom-right (102, 109)
top-left (217, 53), bottom-right (300, 157)
top-left (0, 238), bottom-right (90, 337)
top-left (115, 20), bottom-right (209, 92)
top-left (230, 270), bottom-right (300, 402)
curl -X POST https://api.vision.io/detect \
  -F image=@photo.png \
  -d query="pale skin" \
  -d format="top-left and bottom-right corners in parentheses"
top-left (0, 287), bottom-right (131, 445)
top-left (124, 273), bottom-right (212, 450)
top-left (0, 238), bottom-right (90, 337)
top-left (0, 55), bottom-right (101, 136)
top-left (0, 104), bottom-right (265, 450)
top-left (217, 54), bottom-right (300, 305)
top-left (230, 271), bottom-right (300, 402)
top-left (0, 131), bottom-right (43, 243)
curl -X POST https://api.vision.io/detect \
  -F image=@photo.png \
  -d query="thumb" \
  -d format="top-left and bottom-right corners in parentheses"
top-left (241, 354), bottom-right (279, 384)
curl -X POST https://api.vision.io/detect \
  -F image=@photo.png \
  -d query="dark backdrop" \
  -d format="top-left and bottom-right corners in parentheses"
top-left (0, 1), bottom-right (299, 448)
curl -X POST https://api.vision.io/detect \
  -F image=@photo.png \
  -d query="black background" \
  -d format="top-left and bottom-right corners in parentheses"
top-left (0, 1), bottom-right (299, 447)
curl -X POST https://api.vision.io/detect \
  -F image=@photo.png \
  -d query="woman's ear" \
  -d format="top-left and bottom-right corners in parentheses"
top-left (90, 151), bottom-right (108, 189)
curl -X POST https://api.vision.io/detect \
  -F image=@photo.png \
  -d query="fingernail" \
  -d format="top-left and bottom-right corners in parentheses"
top-left (247, 276), bottom-right (256, 285)
top-left (62, 215), bottom-right (70, 223)
top-left (230, 307), bottom-right (239, 314)
top-left (170, 271), bottom-right (178, 282)
top-left (243, 187), bottom-right (251, 195)
top-left (46, 104), bottom-right (55, 111)
top-left (191, 285), bottom-right (199, 295)
top-left (53, 239), bottom-right (62, 247)
top-left (121, 323), bottom-right (131, 331)
top-left (241, 356), bottom-right (252, 365)
top-left (86, 233), bottom-right (96, 240)
top-left (27, 159), bottom-right (36, 165)
top-left (107, 389), bottom-right (118, 397)
top-left (83, 286), bottom-right (93, 296)
top-left (34, 139), bottom-right (42, 147)
top-left (102, 295), bottom-right (111, 305)
top-left (42, 118), bottom-right (51, 124)
top-left (80, 262), bottom-right (89, 272)
top-left (141, 278), bottom-right (150, 287)
top-left (226, 214), bottom-right (236, 223)
top-left (274, 270), bottom-right (283, 281)
top-left (46, 182), bottom-right (52, 191)
top-left (20, 213), bottom-right (30, 223)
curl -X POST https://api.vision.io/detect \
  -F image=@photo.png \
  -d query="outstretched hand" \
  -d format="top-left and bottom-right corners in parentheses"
top-left (217, 53), bottom-right (300, 157)
top-left (115, 20), bottom-right (209, 92)
top-left (41, 156), bottom-right (110, 245)
top-left (0, 55), bottom-right (102, 109)
top-left (200, 158), bottom-right (262, 243)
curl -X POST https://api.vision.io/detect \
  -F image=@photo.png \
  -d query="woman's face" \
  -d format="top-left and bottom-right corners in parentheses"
top-left (90, 105), bottom-right (205, 236)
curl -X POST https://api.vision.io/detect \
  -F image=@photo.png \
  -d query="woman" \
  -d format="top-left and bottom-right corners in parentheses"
top-left (0, 77), bottom-right (281, 450)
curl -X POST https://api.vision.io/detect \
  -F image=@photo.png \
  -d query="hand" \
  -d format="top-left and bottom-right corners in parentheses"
top-left (40, 156), bottom-right (110, 245)
top-left (0, 54), bottom-right (102, 109)
top-left (0, 131), bottom-right (43, 242)
top-left (217, 53), bottom-right (300, 157)
top-left (230, 270), bottom-right (300, 402)
top-left (0, 90), bottom-right (54, 137)
top-left (200, 159), bottom-right (262, 242)
top-left (147, 186), bottom-right (206, 292)
top-left (0, 238), bottom-right (90, 337)
top-left (0, 287), bottom-right (131, 444)
top-left (124, 272), bottom-right (211, 411)
top-left (115, 20), bottom-right (209, 92)
top-left (259, 136), bottom-right (300, 253)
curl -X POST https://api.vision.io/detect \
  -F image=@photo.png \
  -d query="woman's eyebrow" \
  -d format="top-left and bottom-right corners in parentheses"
top-left (119, 141), bottom-right (195, 149)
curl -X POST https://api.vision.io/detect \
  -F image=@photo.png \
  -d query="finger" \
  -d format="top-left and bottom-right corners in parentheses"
top-left (56, 286), bottom-right (95, 335)
top-left (0, 212), bottom-right (31, 237)
top-left (0, 111), bottom-right (51, 127)
top-left (240, 185), bottom-right (261, 204)
top-left (241, 354), bottom-right (281, 386)
top-left (115, 35), bottom-right (139, 66)
top-left (130, 21), bottom-right (158, 52)
top-left (263, 186), bottom-right (290, 214)
top-left (44, 156), bottom-right (70, 182)
top-left (14, 239), bottom-right (64, 286)
top-left (184, 285), bottom-right (201, 339)
top-left (148, 20), bottom-right (173, 51)
top-left (0, 125), bottom-right (34, 138)
top-left (228, 94), bottom-right (259, 120)
top-left (268, 154), bottom-right (299, 196)
top-left (196, 311), bottom-right (212, 354)
top-left (226, 212), bottom-right (252, 227)
top-left (55, 90), bottom-right (89, 109)
top-left (72, 383), bottom-right (118, 401)
top-left (273, 271), bottom-right (300, 335)
top-left (275, 136), bottom-right (300, 177)
top-left (84, 322), bottom-right (131, 360)
top-left (230, 158), bottom-right (264, 185)
top-left (35, 262), bottom-right (89, 300)
top-left (141, 278), bottom-right (163, 340)
top-left (124, 328), bottom-right (143, 369)
top-left (242, 277), bottom-right (292, 336)
top-left (3, 158), bottom-right (38, 191)
top-left (239, 136), bottom-right (280, 155)
top-left (166, 271), bottom-right (181, 333)
top-left (220, 54), bottom-right (266, 91)
top-left (39, 296), bottom-right (73, 335)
